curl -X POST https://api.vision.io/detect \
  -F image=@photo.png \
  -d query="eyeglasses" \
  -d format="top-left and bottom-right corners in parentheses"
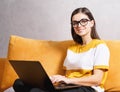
top-left (71, 18), bottom-right (91, 27)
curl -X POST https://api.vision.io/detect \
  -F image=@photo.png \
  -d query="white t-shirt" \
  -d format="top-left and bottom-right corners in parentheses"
top-left (63, 39), bottom-right (110, 92)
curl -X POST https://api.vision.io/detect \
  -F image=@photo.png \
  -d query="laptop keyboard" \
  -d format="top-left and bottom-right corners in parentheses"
top-left (54, 81), bottom-right (80, 90)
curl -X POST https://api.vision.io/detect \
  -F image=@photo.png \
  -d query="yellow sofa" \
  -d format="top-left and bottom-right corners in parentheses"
top-left (1, 35), bottom-right (120, 92)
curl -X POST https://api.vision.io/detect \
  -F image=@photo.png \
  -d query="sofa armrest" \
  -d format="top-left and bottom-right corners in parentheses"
top-left (0, 58), bottom-right (18, 91)
top-left (0, 58), bottom-right (7, 92)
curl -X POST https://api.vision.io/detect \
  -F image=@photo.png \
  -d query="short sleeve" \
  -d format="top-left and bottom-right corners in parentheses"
top-left (94, 44), bottom-right (110, 70)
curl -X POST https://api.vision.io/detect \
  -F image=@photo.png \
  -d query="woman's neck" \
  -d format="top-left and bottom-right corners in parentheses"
top-left (82, 36), bottom-right (92, 45)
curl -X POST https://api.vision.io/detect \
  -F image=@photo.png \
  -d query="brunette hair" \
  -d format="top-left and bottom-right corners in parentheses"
top-left (71, 7), bottom-right (100, 44)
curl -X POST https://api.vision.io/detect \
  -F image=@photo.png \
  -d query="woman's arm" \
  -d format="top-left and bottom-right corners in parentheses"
top-left (67, 69), bottom-right (104, 86)
top-left (50, 69), bottom-right (104, 86)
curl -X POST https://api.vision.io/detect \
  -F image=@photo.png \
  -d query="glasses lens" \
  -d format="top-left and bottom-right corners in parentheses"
top-left (80, 19), bottom-right (89, 26)
top-left (71, 21), bottom-right (78, 27)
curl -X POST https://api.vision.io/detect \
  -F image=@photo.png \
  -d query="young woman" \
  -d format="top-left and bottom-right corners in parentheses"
top-left (13, 7), bottom-right (110, 92)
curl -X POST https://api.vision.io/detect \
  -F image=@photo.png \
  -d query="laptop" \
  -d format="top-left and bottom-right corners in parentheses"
top-left (9, 60), bottom-right (80, 91)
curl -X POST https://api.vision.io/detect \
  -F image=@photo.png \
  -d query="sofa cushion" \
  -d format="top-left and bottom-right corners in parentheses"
top-left (8, 35), bottom-right (74, 75)
top-left (104, 40), bottom-right (120, 91)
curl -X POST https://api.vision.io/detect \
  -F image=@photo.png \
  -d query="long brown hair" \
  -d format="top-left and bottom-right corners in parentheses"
top-left (71, 7), bottom-right (100, 44)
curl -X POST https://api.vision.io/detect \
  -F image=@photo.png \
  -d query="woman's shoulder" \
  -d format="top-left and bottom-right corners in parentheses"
top-left (92, 39), bottom-right (106, 46)
top-left (67, 39), bottom-right (107, 51)
top-left (92, 39), bottom-right (109, 51)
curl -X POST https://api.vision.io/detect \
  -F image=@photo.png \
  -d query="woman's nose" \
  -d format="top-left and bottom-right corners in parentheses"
top-left (77, 23), bottom-right (82, 27)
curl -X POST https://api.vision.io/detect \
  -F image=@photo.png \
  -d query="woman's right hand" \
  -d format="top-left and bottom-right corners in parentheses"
top-left (49, 75), bottom-right (66, 84)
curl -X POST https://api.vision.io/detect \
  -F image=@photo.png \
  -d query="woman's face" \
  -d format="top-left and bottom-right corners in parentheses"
top-left (72, 13), bottom-right (94, 38)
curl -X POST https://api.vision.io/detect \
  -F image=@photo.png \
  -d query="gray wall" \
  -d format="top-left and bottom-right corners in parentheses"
top-left (0, 0), bottom-right (120, 57)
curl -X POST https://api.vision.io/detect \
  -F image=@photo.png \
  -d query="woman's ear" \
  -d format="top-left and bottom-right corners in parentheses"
top-left (90, 20), bottom-right (94, 27)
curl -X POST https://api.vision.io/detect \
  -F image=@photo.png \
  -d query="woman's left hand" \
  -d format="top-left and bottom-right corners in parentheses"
top-left (50, 75), bottom-right (70, 84)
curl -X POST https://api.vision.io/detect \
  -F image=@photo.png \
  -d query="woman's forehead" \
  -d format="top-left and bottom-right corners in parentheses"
top-left (72, 13), bottom-right (89, 21)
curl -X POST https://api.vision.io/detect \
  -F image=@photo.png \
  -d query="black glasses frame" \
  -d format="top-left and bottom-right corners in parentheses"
top-left (71, 18), bottom-right (91, 27)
